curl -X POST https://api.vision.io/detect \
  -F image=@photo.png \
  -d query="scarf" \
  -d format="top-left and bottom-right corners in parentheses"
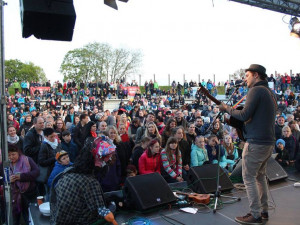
top-left (44, 138), bottom-right (58, 149)
top-left (7, 135), bottom-right (19, 144)
top-left (91, 131), bottom-right (97, 138)
top-left (10, 154), bottom-right (31, 215)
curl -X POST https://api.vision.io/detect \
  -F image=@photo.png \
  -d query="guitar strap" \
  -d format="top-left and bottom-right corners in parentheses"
top-left (260, 85), bottom-right (278, 111)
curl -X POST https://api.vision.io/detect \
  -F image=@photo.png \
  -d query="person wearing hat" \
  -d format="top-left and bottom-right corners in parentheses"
top-left (275, 139), bottom-right (290, 167)
top-left (50, 138), bottom-right (118, 225)
top-left (219, 64), bottom-right (277, 224)
top-left (47, 150), bottom-right (73, 188)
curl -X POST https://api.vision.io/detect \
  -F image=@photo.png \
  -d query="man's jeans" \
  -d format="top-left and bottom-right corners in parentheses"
top-left (242, 142), bottom-right (273, 218)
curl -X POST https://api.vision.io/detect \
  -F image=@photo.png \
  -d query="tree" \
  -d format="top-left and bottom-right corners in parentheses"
top-left (5, 59), bottom-right (47, 83)
top-left (60, 42), bottom-right (143, 84)
top-left (230, 68), bottom-right (246, 80)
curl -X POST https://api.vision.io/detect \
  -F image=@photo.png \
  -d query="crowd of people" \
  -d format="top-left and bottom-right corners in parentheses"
top-left (1, 71), bottom-right (300, 225)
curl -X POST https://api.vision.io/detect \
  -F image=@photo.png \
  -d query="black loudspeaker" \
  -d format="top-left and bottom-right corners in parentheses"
top-left (19, 0), bottom-right (76, 41)
top-left (123, 173), bottom-right (176, 211)
top-left (188, 164), bottom-right (234, 194)
top-left (230, 157), bottom-right (288, 182)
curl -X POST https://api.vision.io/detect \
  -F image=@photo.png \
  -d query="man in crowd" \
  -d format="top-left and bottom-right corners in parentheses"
top-left (23, 116), bottom-right (45, 163)
top-left (73, 114), bottom-right (89, 149)
top-left (135, 112), bottom-right (156, 143)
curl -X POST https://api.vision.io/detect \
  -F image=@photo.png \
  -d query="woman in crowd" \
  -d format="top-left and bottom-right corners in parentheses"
top-left (281, 125), bottom-right (297, 163)
top-left (7, 125), bottom-right (23, 152)
top-left (38, 128), bottom-right (63, 181)
top-left (161, 137), bottom-right (183, 183)
top-left (69, 114), bottom-right (80, 137)
top-left (54, 118), bottom-right (66, 141)
top-left (206, 120), bottom-right (223, 140)
top-left (83, 121), bottom-right (98, 144)
top-left (205, 135), bottom-right (227, 168)
top-left (222, 134), bottom-right (239, 172)
top-left (143, 122), bottom-right (162, 144)
top-left (138, 138), bottom-right (162, 175)
top-left (171, 126), bottom-right (190, 179)
top-left (106, 125), bottom-right (132, 183)
top-left (117, 114), bottom-right (130, 131)
top-left (190, 136), bottom-right (209, 167)
top-left (186, 122), bottom-right (197, 148)
top-left (7, 144), bottom-right (39, 225)
top-left (131, 136), bottom-right (151, 171)
top-left (161, 118), bottom-right (177, 147)
top-left (118, 123), bottom-right (130, 143)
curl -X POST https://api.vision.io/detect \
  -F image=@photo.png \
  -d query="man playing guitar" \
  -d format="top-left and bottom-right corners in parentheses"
top-left (219, 64), bottom-right (276, 225)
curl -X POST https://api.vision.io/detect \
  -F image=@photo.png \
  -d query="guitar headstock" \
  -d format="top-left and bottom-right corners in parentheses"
top-left (197, 83), bottom-right (221, 105)
top-left (198, 83), bottom-right (210, 95)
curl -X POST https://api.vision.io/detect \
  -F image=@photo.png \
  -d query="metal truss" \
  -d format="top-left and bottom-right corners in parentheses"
top-left (229, 0), bottom-right (300, 17)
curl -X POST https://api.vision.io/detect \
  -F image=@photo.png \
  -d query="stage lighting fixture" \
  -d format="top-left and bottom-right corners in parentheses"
top-left (104, 0), bottom-right (128, 10)
top-left (289, 17), bottom-right (300, 38)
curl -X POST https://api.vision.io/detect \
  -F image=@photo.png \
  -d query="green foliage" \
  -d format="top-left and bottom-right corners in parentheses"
top-left (60, 42), bottom-right (143, 84)
top-left (5, 59), bottom-right (47, 83)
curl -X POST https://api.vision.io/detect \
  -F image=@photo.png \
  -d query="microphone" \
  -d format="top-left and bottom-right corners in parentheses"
top-left (233, 81), bottom-right (246, 87)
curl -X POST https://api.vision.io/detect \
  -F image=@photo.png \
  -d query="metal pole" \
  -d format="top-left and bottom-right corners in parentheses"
top-left (183, 74), bottom-right (185, 85)
top-left (290, 69), bottom-right (292, 76)
top-left (198, 74), bottom-right (200, 85)
top-left (153, 74), bottom-right (155, 82)
top-left (0, 1), bottom-right (13, 224)
top-left (275, 71), bottom-right (277, 76)
top-left (139, 74), bottom-right (141, 86)
top-left (213, 74), bottom-right (215, 84)
top-left (168, 74), bottom-right (170, 86)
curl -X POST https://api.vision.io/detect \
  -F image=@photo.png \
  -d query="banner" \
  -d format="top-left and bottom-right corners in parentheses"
top-left (120, 86), bottom-right (140, 97)
top-left (192, 87), bottom-right (198, 97)
top-left (30, 87), bottom-right (51, 96)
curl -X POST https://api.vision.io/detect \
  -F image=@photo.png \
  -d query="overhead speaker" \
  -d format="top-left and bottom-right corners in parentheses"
top-left (188, 164), bottom-right (234, 194)
top-left (123, 173), bottom-right (176, 211)
top-left (19, 0), bottom-right (76, 41)
top-left (230, 157), bottom-right (288, 182)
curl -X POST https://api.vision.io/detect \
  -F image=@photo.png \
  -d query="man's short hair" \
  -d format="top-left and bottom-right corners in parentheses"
top-left (80, 114), bottom-right (88, 121)
top-left (33, 116), bottom-right (44, 124)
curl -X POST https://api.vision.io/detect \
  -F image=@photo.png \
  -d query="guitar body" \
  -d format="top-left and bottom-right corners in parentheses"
top-left (176, 192), bottom-right (210, 205)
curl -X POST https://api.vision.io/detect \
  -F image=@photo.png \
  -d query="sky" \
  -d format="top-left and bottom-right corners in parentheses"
top-left (4, 0), bottom-right (300, 85)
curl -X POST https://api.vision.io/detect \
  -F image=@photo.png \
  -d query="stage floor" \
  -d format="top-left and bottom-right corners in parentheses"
top-left (115, 168), bottom-right (300, 225)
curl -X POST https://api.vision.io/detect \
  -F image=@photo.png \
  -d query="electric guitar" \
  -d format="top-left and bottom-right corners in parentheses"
top-left (198, 84), bottom-right (245, 141)
top-left (176, 192), bottom-right (211, 204)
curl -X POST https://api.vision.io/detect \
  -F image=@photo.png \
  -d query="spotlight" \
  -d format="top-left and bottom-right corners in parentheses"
top-left (104, 0), bottom-right (128, 10)
top-left (289, 17), bottom-right (300, 38)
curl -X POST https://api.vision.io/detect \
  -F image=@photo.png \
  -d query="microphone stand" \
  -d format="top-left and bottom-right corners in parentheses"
top-left (212, 140), bottom-right (241, 213)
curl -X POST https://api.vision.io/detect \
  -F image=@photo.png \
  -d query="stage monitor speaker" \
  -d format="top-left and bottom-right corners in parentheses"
top-left (230, 157), bottom-right (288, 182)
top-left (123, 173), bottom-right (176, 211)
top-left (188, 164), bottom-right (234, 194)
top-left (19, 0), bottom-right (76, 41)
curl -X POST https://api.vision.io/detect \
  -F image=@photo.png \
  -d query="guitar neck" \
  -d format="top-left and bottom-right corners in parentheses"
top-left (199, 84), bottom-right (221, 105)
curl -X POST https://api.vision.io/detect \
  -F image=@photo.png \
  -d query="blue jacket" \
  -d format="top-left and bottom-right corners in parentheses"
top-left (205, 144), bottom-right (227, 168)
top-left (190, 144), bottom-right (208, 167)
top-left (61, 140), bottom-right (78, 163)
top-left (47, 161), bottom-right (73, 187)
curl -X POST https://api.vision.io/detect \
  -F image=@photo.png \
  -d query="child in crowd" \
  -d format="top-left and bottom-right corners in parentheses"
top-left (275, 139), bottom-right (290, 166)
top-left (61, 130), bottom-right (78, 163)
top-left (190, 136), bottom-right (209, 167)
top-left (47, 150), bottom-right (73, 188)
top-left (126, 165), bottom-right (137, 177)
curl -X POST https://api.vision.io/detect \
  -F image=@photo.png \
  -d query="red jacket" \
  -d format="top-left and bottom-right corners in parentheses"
top-left (138, 151), bottom-right (161, 175)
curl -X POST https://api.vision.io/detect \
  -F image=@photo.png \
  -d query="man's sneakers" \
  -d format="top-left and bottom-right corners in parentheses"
top-left (261, 211), bottom-right (269, 220)
top-left (235, 213), bottom-right (262, 225)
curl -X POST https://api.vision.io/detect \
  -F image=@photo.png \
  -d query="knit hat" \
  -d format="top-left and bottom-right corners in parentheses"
top-left (95, 113), bottom-right (104, 120)
top-left (55, 150), bottom-right (68, 161)
top-left (276, 139), bottom-right (285, 147)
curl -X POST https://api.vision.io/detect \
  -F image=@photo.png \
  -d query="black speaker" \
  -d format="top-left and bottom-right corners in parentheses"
top-left (19, 0), bottom-right (76, 41)
top-left (230, 157), bottom-right (288, 182)
top-left (188, 164), bottom-right (234, 194)
top-left (123, 173), bottom-right (176, 211)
